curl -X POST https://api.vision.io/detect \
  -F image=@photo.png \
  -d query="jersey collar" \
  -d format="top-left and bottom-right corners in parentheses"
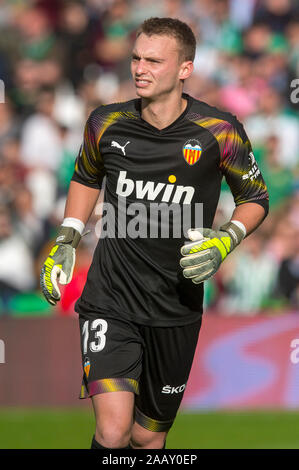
top-left (134, 93), bottom-right (193, 133)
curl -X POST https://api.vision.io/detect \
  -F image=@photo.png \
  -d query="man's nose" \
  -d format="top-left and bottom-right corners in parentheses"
top-left (135, 59), bottom-right (146, 75)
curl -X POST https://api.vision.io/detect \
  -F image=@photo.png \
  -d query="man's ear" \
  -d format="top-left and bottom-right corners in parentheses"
top-left (179, 61), bottom-right (194, 80)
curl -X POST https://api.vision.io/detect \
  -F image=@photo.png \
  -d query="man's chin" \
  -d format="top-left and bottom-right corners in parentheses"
top-left (135, 87), bottom-right (153, 98)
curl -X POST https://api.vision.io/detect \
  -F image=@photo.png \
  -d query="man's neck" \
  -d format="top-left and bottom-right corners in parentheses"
top-left (141, 92), bottom-right (188, 130)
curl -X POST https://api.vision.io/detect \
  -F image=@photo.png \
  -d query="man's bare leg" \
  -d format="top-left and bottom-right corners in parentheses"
top-left (91, 391), bottom-right (135, 448)
top-left (130, 421), bottom-right (167, 449)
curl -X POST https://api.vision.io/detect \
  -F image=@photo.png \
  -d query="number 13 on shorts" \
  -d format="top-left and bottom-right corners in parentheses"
top-left (82, 319), bottom-right (108, 354)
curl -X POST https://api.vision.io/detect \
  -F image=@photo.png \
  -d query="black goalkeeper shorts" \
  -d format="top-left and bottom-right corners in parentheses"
top-left (79, 314), bottom-right (202, 432)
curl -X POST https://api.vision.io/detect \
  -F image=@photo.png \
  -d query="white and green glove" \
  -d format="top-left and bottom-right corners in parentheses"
top-left (180, 221), bottom-right (246, 284)
top-left (40, 226), bottom-right (82, 305)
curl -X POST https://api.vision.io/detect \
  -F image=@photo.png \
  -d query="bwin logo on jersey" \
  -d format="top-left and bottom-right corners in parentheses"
top-left (116, 171), bottom-right (195, 204)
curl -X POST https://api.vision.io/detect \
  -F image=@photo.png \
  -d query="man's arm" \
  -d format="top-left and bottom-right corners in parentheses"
top-left (64, 181), bottom-right (100, 223)
top-left (180, 114), bottom-right (269, 284)
top-left (230, 202), bottom-right (266, 237)
top-left (40, 105), bottom-right (106, 305)
top-left (40, 182), bottom-right (101, 305)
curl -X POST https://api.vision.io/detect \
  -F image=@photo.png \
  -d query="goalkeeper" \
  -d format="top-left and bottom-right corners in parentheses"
top-left (40, 17), bottom-right (269, 450)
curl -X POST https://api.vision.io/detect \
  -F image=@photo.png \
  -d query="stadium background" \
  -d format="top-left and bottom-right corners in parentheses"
top-left (0, 0), bottom-right (299, 448)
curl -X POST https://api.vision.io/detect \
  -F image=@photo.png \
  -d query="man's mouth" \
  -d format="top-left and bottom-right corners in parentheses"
top-left (135, 78), bottom-right (151, 87)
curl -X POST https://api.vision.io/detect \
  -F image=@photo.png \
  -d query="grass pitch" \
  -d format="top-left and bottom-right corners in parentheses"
top-left (0, 408), bottom-right (298, 449)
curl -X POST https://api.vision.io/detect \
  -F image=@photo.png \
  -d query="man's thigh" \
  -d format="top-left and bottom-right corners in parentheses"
top-left (135, 317), bottom-right (202, 432)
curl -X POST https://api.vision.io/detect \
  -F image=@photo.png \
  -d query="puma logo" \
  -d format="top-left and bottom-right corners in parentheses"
top-left (111, 140), bottom-right (130, 156)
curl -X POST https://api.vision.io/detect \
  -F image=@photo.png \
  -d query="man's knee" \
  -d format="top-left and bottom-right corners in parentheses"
top-left (92, 391), bottom-right (135, 448)
top-left (95, 424), bottom-right (132, 449)
top-left (131, 423), bottom-right (167, 449)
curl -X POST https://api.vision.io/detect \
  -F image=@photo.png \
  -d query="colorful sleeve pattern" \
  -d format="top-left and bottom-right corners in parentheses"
top-left (72, 109), bottom-right (138, 188)
top-left (188, 113), bottom-right (269, 206)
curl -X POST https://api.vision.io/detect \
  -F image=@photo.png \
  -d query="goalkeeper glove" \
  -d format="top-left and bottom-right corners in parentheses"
top-left (180, 221), bottom-right (245, 284)
top-left (40, 226), bottom-right (82, 305)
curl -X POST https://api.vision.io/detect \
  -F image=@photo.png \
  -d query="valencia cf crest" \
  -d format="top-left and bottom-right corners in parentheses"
top-left (84, 357), bottom-right (91, 378)
top-left (183, 139), bottom-right (202, 165)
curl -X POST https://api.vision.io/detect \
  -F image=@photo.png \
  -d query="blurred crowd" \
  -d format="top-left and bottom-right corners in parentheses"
top-left (0, 0), bottom-right (298, 316)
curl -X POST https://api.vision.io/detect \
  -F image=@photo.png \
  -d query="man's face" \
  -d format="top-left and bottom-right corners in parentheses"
top-left (131, 33), bottom-right (190, 100)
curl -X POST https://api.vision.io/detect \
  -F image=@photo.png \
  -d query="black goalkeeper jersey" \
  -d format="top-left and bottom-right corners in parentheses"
top-left (72, 93), bottom-right (268, 326)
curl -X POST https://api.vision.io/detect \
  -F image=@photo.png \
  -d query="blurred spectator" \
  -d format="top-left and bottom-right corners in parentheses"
top-left (12, 185), bottom-right (49, 257)
top-left (0, 205), bottom-right (36, 310)
top-left (266, 211), bottom-right (298, 263)
top-left (0, 100), bottom-right (20, 148)
top-left (219, 55), bottom-right (263, 118)
top-left (15, 6), bottom-right (60, 62)
top-left (57, 1), bottom-right (94, 88)
top-left (55, 124), bottom-right (83, 195)
top-left (245, 86), bottom-right (299, 168)
top-left (20, 87), bottom-right (62, 171)
top-left (242, 22), bottom-right (273, 59)
top-left (0, 0), bottom-right (15, 27)
top-left (18, 86), bottom-right (63, 218)
top-left (190, 0), bottom-right (242, 53)
top-left (130, 0), bottom-right (164, 24)
top-left (92, 0), bottom-right (135, 75)
top-left (218, 232), bottom-right (279, 315)
top-left (286, 18), bottom-right (299, 76)
top-left (258, 135), bottom-right (294, 209)
top-left (11, 57), bottom-right (64, 117)
top-left (277, 232), bottom-right (299, 308)
top-left (229, 0), bottom-right (257, 31)
top-left (0, 137), bottom-right (26, 205)
top-left (253, 0), bottom-right (295, 34)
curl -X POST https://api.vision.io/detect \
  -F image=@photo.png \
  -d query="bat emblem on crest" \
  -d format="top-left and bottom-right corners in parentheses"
top-left (183, 139), bottom-right (202, 165)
